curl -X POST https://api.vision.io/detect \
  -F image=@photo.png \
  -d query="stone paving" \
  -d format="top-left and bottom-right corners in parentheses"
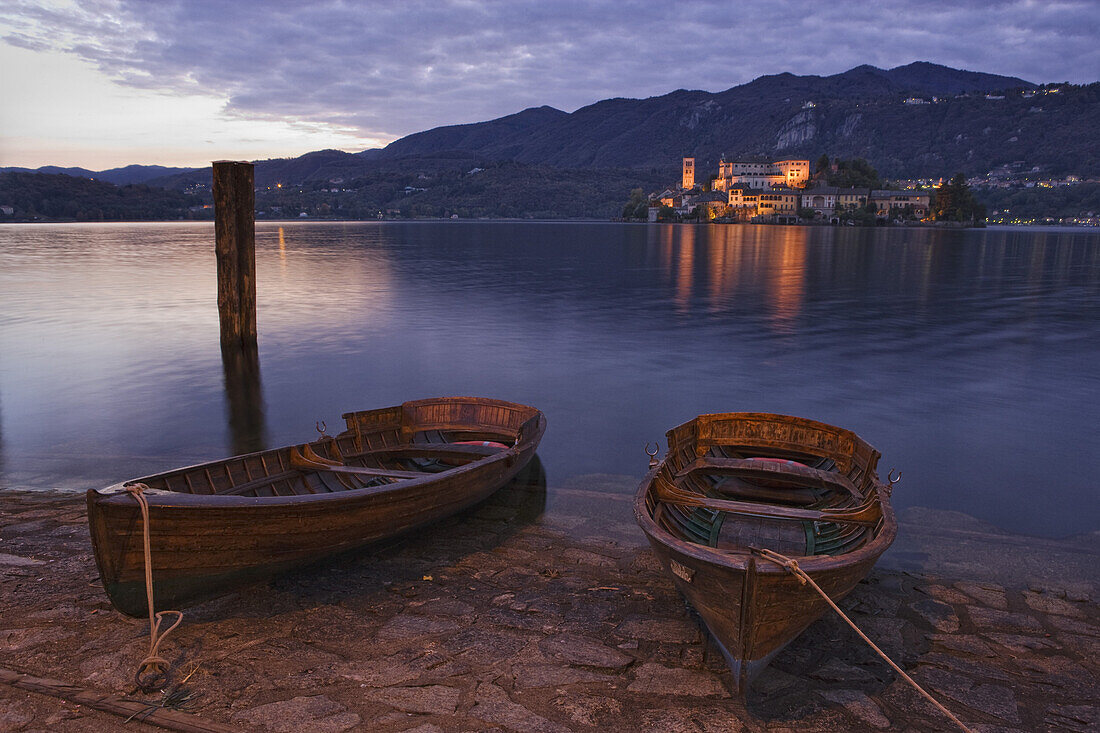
top-left (0, 469), bottom-right (1097, 732)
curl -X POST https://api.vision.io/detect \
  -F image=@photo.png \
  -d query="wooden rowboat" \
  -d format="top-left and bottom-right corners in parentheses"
top-left (88, 396), bottom-right (545, 617)
top-left (634, 412), bottom-right (897, 695)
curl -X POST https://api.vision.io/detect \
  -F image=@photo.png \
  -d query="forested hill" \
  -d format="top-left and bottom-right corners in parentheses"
top-left (0, 172), bottom-right (201, 221)
top-left (360, 63), bottom-right (1096, 178)
top-left (0, 162), bottom-right (671, 221)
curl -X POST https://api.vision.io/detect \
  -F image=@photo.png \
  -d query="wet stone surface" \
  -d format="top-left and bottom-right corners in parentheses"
top-left (0, 479), bottom-right (1098, 732)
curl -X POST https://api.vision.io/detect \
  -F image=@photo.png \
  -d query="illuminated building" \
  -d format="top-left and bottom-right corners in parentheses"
top-left (712, 158), bottom-right (810, 191)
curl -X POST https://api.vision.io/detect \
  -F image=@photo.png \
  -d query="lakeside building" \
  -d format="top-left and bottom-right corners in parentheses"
top-left (713, 158), bottom-right (810, 191)
top-left (869, 190), bottom-right (930, 218)
top-left (728, 185), bottom-right (800, 222)
top-left (800, 186), bottom-right (872, 215)
top-left (726, 187), bottom-right (759, 220)
top-left (732, 186), bottom-right (930, 222)
top-left (692, 191), bottom-right (729, 218)
top-left (656, 188), bottom-right (685, 209)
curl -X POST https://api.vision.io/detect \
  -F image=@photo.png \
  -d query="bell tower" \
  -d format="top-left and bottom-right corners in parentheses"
top-left (682, 158), bottom-right (695, 190)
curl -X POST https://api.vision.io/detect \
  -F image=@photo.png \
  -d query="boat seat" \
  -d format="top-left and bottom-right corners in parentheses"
top-left (689, 475), bottom-right (822, 505)
top-left (675, 457), bottom-right (861, 498)
top-left (343, 443), bottom-right (504, 463)
top-left (658, 479), bottom-right (881, 527)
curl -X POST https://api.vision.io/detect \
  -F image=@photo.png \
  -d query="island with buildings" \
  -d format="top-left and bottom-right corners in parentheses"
top-left (644, 157), bottom-right (933, 224)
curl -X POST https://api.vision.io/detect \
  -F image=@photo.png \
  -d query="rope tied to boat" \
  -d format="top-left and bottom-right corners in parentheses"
top-left (752, 547), bottom-right (974, 733)
top-left (124, 483), bottom-right (184, 693)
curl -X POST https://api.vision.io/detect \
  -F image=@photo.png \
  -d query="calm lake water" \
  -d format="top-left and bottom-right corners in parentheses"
top-left (1, 221), bottom-right (1097, 538)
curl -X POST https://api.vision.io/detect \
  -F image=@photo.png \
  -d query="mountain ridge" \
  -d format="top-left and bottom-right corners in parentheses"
top-left (0, 163), bottom-right (199, 185)
top-left (6, 62), bottom-right (1094, 191)
top-left (355, 62), bottom-right (1044, 171)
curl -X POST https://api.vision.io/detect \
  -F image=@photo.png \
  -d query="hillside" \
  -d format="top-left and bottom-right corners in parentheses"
top-left (0, 172), bottom-right (201, 221)
top-left (247, 156), bottom-right (670, 220)
top-left (360, 62), bottom-right (1088, 178)
top-left (0, 161), bottom-right (668, 221)
top-left (151, 63), bottom-right (1092, 183)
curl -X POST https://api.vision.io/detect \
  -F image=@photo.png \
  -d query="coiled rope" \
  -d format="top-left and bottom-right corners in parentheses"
top-left (125, 483), bottom-right (184, 693)
top-left (753, 547), bottom-right (973, 733)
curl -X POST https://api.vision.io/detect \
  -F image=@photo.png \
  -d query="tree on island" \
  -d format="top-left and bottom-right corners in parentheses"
top-left (932, 173), bottom-right (986, 223)
top-left (621, 188), bottom-right (648, 220)
top-left (836, 200), bottom-right (878, 226)
top-left (809, 157), bottom-right (882, 189)
top-left (828, 158), bottom-right (882, 189)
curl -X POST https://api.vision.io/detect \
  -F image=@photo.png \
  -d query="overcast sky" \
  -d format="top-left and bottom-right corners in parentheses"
top-left (1, 0), bottom-right (1097, 169)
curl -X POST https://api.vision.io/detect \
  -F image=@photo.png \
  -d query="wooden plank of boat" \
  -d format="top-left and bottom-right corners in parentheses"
top-left (634, 412), bottom-right (897, 697)
top-left (288, 445), bottom-right (424, 479)
top-left (674, 456), bottom-right (861, 497)
top-left (657, 486), bottom-right (881, 526)
top-left (87, 396), bottom-right (546, 617)
top-left (346, 443), bottom-right (506, 461)
top-left (701, 477), bottom-right (821, 505)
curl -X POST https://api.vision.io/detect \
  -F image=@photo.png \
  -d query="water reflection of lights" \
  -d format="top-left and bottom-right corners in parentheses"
top-left (255, 223), bottom-right (397, 335)
top-left (765, 227), bottom-right (807, 334)
top-left (656, 224), bottom-right (807, 328)
top-left (675, 226), bottom-right (695, 312)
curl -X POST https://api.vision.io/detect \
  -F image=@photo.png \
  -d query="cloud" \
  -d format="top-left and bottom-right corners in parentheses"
top-left (2, 0), bottom-right (1097, 148)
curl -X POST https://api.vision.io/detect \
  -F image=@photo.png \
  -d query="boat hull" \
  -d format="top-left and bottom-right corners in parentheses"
top-left (88, 397), bottom-right (544, 616)
top-left (637, 525), bottom-right (888, 693)
top-left (633, 412), bottom-right (897, 695)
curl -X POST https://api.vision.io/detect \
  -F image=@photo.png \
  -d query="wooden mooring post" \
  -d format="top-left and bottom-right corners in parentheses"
top-left (212, 161), bottom-right (256, 346)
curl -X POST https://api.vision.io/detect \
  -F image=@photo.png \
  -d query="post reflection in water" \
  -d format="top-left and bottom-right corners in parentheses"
top-left (220, 340), bottom-right (267, 456)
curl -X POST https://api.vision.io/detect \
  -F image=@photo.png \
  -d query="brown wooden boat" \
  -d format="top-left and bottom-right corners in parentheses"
top-left (634, 412), bottom-right (897, 695)
top-left (88, 396), bottom-right (545, 617)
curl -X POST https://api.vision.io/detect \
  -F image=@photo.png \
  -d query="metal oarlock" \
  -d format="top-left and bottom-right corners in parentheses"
top-left (645, 443), bottom-right (660, 469)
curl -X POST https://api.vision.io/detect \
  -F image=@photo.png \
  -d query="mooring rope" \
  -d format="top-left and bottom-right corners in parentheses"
top-left (752, 547), bottom-right (974, 733)
top-left (125, 483), bottom-right (184, 693)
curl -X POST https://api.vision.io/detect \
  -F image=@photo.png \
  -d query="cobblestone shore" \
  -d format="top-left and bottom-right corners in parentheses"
top-left (1, 470), bottom-right (1097, 732)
